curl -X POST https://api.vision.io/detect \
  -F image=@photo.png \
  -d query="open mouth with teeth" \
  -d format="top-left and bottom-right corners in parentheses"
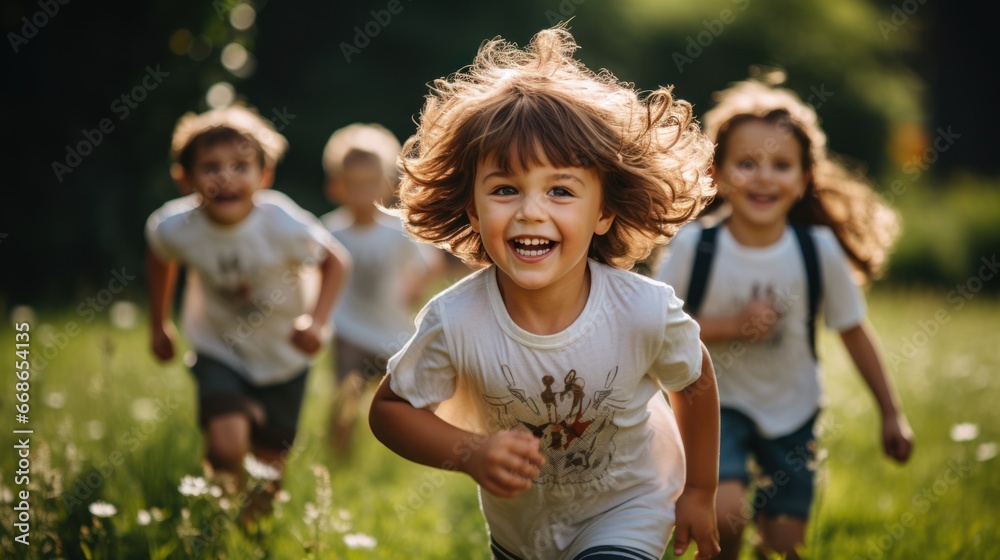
top-left (509, 237), bottom-right (558, 258)
top-left (747, 193), bottom-right (778, 204)
top-left (211, 192), bottom-right (243, 204)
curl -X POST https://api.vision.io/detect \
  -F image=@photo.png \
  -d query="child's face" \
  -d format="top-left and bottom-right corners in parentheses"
top-left (331, 163), bottom-right (387, 213)
top-left (183, 141), bottom-right (271, 225)
top-left (715, 119), bottom-right (809, 230)
top-left (468, 154), bottom-right (614, 292)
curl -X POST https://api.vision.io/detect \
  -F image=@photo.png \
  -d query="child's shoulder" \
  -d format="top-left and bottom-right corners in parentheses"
top-left (595, 261), bottom-right (679, 312)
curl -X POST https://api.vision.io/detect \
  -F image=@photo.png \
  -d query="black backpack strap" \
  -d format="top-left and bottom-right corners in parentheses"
top-left (685, 225), bottom-right (719, 316)
top-left (791, 225), bottom-right (823, 360)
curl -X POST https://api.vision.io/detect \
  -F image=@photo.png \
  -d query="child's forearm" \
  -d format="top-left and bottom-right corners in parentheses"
top-left (695, 315), bottom-right (741, 343)
top-left (146, 250), bottom-right (177, 327)
top-left (369, 377), bottom-right (480, 472)
top-left (668, 343), bottom-right (720, 491)
top-left (840, 322), bottom-right (903, 418)
top-left (310, 245), bottom-right (351, 325)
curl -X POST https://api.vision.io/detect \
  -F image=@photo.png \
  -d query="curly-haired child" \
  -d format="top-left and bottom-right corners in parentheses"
top-left (369, 27), bottom-right (721, 560)
top-left (655, 78), bottom-right (914, 559)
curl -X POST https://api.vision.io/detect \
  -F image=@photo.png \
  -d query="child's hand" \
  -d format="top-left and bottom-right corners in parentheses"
top-left (673, 486), bottom-right (720, 559)
top-left (464, 430), bottom-right (544, 499)
top-left (882, 413), bottom-right (914, 463)
top-left (290, 315), bottom-right (324, 355)
top-left (737, 298), bottom-right (781, 341)
top-left (151, 321), bottom-right (177, 362)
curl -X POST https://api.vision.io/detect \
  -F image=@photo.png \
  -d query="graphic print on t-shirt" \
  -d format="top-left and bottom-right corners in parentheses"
top-left (482, 364), bottom-right (627, 485)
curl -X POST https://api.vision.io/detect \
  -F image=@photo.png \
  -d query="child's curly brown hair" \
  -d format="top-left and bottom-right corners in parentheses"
top-left (392, 26), bottom-right (715, 270)
top-left (704, 78), bottom-right (900, 281)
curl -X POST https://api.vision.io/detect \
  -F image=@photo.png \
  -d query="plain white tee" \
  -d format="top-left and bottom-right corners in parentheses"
top-left (320, 209), bottom-right (428, 358)
top-left (656, 224), bottom-right (865, 437)
top-left (146, 190), bottom-right (340, 385)
top-left (389, 261), bottom-right (703, 559)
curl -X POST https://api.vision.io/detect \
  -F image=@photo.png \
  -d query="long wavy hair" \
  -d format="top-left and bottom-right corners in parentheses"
top-left (391, 26), bottom-right (715, 269)
top-left (704, 79), bottom-right (899, 281)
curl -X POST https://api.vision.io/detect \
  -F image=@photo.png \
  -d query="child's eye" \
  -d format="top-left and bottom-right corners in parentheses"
top-left (232, 162), bottom-right (247, 173)
top-left (492, 186), bottom-right (518, 196)
top-left (774, 161), bottom-right (791, 171)
top-left (737, 160), bottom-right (756, 171)
top-left (548, 186), bottom-right (572, 197)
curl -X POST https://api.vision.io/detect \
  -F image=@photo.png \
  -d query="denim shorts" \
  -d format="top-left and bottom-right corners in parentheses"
top-left (189, 354), bottom-right (309, 452)
top-left (719, 407), bottom-right (818, 519)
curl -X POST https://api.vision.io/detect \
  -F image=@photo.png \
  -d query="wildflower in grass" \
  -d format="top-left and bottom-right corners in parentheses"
top-left (343, 533), bottom-right (377, 550)
top-left (87, 420), bottom-right (106, 440)
top-left (45, 391), bottom-right (66, 409)
top-left (210, 485), bottom-right (223, 498)
top-left (244, 455), bottom-right (281, 481)
top-left (275, 489), bottom-right (291, 503)
top-left (179, 475), bottom-right (210, 497)
top-left (0, 485), bottom-right (12, 503)
top-left (976, 442), bottom-right (997, 462)
top-left (89, 501), bottom-right (117, 518)
top-left (110, 301), bottom-right (139, 329)
top-left (130, 398), bottom-right (159, 421)
top-left (137, 510), bottom-right (152, 526)
top-left (150, 507), bottom-right (165, 521)
top-left (950, 422), bottom-right (979, 442)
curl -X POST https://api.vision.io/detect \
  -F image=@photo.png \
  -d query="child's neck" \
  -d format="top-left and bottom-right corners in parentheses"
top-left (351, 206), bottom-right (378, 226)
top-left (496, 260), bottom-right (592, 336)
top-left (725, 216), bottom-right (788, 247)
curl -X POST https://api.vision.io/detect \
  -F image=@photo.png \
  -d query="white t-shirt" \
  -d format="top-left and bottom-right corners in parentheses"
top-left (389, 261), bottom-right (703, 559)
top-left (656, 224), bottom-right (865, 437)
top-left (320, 210), bottom-right (427, 357)
top-left (146, 190), bottom-right (340, 385)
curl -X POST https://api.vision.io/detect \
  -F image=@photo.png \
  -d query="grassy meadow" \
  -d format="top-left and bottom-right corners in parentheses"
top-left (0, 288), bottom-right (997, 559)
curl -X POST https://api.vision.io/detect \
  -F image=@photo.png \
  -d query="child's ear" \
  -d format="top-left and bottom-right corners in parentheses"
top-left (172, 165), bottom-right (194, 195)
top-left (260, 167), bottom-right (275, 189)
top-left (325, 178), bottom-right (341, 204)
top-left (595, 207), bottom-right (615, 236)
top-left (467, 203), bottom-right (481, 233)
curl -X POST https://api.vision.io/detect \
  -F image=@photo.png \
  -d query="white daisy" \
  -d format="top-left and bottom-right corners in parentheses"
top-left (343, 533), bottom-right (377, 550)
top-left (89, 501), bottom-right (117, 518)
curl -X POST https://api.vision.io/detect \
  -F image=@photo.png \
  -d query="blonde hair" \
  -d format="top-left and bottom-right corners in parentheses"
top-left (704, 79), bottom-right (899, 280)
top-left (170, 104), bottom-right (288, 175)
top-left (322, 123), bottom-right (402, 184)
top-left (394, 26), bottom-right (715, 269)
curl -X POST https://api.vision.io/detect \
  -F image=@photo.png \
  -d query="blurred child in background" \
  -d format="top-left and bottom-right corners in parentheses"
top-left (146, 105), bottom-right (350, 512)
top-left (656, 77), bottom-right (914, 559)
top-left (320, 123), bottom-right (441, 456)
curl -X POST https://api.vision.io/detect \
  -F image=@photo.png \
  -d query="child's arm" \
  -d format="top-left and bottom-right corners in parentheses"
top-left (369, 378), bottom-right (544, 498)
top-left (839, 322), bottom-right (914, 463)
top-left (291, 244), bottom-right (351, 354)
top-left (696, 298), bottom-right (780, 344)
top-left (667, 342), bottom-right (721, 559)
top-left (147, 250), bottom-right (179, 362)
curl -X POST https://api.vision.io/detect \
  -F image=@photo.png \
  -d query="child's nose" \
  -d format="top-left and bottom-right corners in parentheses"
top-left (515, 195), bottom-right (546, 222)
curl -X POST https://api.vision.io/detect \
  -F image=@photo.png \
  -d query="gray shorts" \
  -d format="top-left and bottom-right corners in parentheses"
top-left (333, 337), bottom-right (388, 384)
top-left (189, 354), bottom-right (309, 451)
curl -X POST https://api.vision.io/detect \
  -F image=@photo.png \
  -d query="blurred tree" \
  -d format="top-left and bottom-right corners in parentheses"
top-left (1, 0), bottom-right (992, 306)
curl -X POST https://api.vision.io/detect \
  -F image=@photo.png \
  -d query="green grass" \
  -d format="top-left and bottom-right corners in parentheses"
top-left (0, 290), bottom-right (997, 559)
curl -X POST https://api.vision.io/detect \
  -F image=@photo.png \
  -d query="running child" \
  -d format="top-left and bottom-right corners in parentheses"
top-left (655, 77), bottom-right (914, 559)
top-left (319, 123), bottom-right (439, 455)
top-left (369, 27), bottom-right (721, 560)
top-left (146, 105), bottom-right (351, 491)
